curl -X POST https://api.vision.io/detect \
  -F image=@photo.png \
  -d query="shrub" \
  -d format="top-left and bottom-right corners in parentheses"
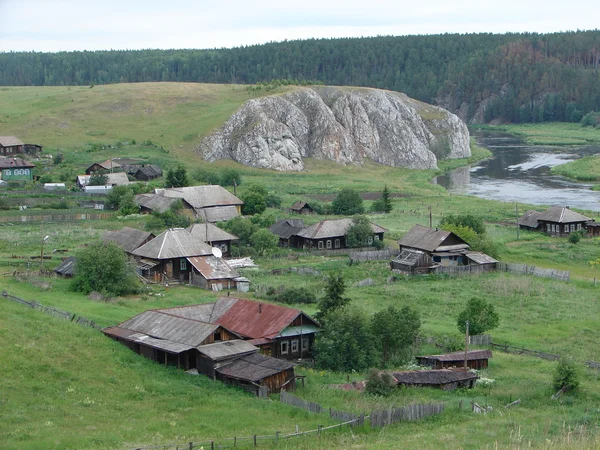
top-left (457, 297), bottom-right (499, 335)
top-left (331, 188), bottom-right (364, 215)
top-left (553, 358), bottom-right (580, 393)
top-left (268, 286), bottom-right (317, 304)
top-left (365, 369), bottom-right (396, 397)
top-left (220, 168), bottom-right (242, 187)
top-left (568, 231), bottom-right (582, 244)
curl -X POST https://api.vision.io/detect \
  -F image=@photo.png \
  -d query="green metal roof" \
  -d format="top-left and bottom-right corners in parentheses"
top-left (278, 324), bottom-right (320, 338)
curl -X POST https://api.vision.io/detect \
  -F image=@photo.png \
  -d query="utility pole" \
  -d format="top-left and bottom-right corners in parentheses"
top-left (429, 206), bottom-right (432, 228)
top-left (464, 320), bottom-right (470, 370)
top-left (40, 223), bottom-right (49, 274)
top-left (515, 203), bottom-right (520, 240)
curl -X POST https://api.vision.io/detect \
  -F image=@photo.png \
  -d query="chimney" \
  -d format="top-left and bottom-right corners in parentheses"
top-left (258, 303), bottom-right (262, 314)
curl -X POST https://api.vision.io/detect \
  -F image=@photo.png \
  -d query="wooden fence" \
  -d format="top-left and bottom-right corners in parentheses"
top-left (490, 342), bottom-right (559, 361)
top-left (433, 264), bottom-right (489, 276)
top-left (469, 334), bottom-right (491, 346)
top-left (329, 408), bottom-right (365, 426)
top-left (1, 291), bottom-right (101, 330)
top-left (370, 403), bottom-right (445, 428)
top-left (0, 212), bottom-right (113, 223)
top-left (497, 262), bottom-right (570, 281)
top-left (349, 249), bottom-right (394, 263)
top-left (280, 390), bottom-right (323, 414)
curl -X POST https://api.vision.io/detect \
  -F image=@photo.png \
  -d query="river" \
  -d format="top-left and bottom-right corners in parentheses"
top-left (433, 131), bottom-right (600, 212)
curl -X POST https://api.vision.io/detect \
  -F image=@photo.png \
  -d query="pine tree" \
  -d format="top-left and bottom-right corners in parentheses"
top-left (382, 185), bottom-right (393, 213)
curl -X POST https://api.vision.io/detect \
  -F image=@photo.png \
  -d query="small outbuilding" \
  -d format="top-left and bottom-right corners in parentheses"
top-left (390, 249), bottom-right (434, 275)
top-left (54, 256), bottom-right (77, 277)
top-left (187, 255), bottom-right (240, 291)
top-left (102, 227), bottom-right (155, 253)
top-left (85, 159), bottom-right (122, 175)
top-left (392, 368), bottom-right (478, 390)
top-left (289, 201), bottom-right (314, 215)
top-left (416, 350), bottom-right (492, 370)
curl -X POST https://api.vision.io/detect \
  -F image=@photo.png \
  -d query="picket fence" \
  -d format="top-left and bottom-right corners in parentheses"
top-left (497, 262), bottom-right (570, 281)
top-left (370, 403), bottom-right (445, 428)
top-left (349, 249), bottom-right (394, 262)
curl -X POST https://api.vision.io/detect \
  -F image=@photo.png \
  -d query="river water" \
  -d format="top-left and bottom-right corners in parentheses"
top-left (433, 131), bottom-right (600, 212)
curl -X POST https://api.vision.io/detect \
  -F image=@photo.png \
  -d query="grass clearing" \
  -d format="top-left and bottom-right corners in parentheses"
top-left (475, 123), bottom-right (600, 145)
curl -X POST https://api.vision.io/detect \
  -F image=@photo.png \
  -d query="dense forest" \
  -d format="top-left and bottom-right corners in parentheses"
top-left (1, 31), bottom-right (600, 123)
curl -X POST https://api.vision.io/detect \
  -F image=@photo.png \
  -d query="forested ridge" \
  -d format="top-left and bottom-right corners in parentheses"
top-left (2, 30), bottom-right (600, 123)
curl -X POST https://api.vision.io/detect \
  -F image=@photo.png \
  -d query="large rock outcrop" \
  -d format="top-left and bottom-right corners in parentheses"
top-left (199, 87), bottom-right (470, 171)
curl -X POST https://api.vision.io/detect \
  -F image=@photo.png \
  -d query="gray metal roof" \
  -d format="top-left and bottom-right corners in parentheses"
top-left (216, 353), bottom-right (295, 382)
top-left (290, 201), bottom-right (312, 211)
top-left (538, 206), bottom-right (591, 223)
top-left (0, 157), bottom-right (35, 169)
top-left (77, 172), bottom-right (130, 186)
top-left (135, 193), bottom-right (178, 213)
top-left (188, 223), bottom-right (238, 243)
top-left (158, 185), bottom-right (243, 209)
top-left (102, 227), bottom-right (154, 253)
top-left (103, 326), bottom-right (194, 353)
top-left (54, 256), bottom-right (76, 276)
top-left (132, 228), bottom-right (213, 259)
top-left (160, 298), bottom-right (239, 323)
top-left (269, 219), bottom-right (305, 239)
top-left (398, 225), bottom-right (468, 252)
top-left (187, 256), bottom-right (239, 280)
top-left (297, 218), bottom-right (386, 239)
top-left (465, 251), bottom-right (498, 265)
top-left (196, 339), bottom-right (258, 361)
top-left (0, 136), bottom-right (24, 146)
top-left (117, 310), bottom-right (223, 347)
top-left (417, 350), bottom-right (492, 362)
top-left (518, 210), bottom-right (543, 228)
top-left (392, 369), bottom-right (478, 385)
top-left (201, 206), bottom-right (240, 222)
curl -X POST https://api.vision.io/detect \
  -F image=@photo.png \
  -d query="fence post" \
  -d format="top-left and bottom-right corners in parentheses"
top-left (276, 431), bottom-right (279, 444)
top-left (211, 440), bottom-right (214, 450)
top-left (318, 425), bottom-right (322, 437)
top-left (189, 442), bottom-right (193, 450)
top-left (253, 435), bottom-right (257, 447)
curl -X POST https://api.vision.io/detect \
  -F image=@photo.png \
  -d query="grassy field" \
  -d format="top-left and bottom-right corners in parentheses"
top-left (2, 84), bottom-right (600, 448)
top-left (550, 155), bottom-right (600, 181)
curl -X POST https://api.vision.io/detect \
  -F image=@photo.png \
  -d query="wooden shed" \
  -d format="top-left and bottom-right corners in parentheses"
top-left (392, 368), bottom-right (478, 390)
top-left (390, 249), bottom-right (434, 274)
top-left (289, 201), bottom-right (314, 215)
top-left (416, 350), bottom-right (492, 370)
top-left (269, 219), bottom-right (305, 248)
top-left (102, 227), bottom-right (155, 253)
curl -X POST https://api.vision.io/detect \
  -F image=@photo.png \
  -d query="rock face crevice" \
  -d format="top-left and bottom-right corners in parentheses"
top-left (199, 86), bottom-right (470, 171)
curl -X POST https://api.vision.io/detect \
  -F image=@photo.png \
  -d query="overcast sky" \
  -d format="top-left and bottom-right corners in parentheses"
top-left (1, 0), bottom-right (598, 53)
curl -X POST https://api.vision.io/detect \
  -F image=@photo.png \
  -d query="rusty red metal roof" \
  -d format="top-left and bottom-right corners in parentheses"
top-left (215, 298), bottom-right (302, 340)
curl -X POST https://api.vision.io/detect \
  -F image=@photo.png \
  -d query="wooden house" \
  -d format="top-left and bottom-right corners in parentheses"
top-left (518, 210), bottom-right (543, 231)
top-left (131, 228), bottom-right (213, 283)
top-left (390, 249), bottom-right (435, 275)
top-left (122, 164), bottom-right (163, 181)
top-left (158, 297), bottom-right (321, 360)
top-left (0, 136), bottom-right (24, 156)
top-left (188, 222), bottom-right (239, 256)
top-left (392, 368), bottom-right (478, 390)
top-left (136, 185), bottom-right (243, 222)
top-left (269, 219), bottom-right (305, 248)
top-left (537, 206), bottom-right (591, 237)
top-left (295, 218), bottom-right (386, 250)
top-left (416, 350), bottom-right (492, 370)
top-left (398, 225), bottom-right (470, 266)
top-left (0, 157), bottom-right (35, 181)
top-left (85, 159), bottom-right (122, 174)
top-left (289, 201), bottom-right (314, 215)
top-left (186, 255), bottom-right (240, 291)
top-left (102, 227), bottom-right (155, 253)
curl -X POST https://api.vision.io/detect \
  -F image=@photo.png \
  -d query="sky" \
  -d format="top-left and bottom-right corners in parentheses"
top-left (0, 0), bottom-right (598, 53)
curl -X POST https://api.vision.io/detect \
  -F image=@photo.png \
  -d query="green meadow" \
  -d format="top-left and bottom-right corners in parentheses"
top-left (2, 84), bottom-right (600, 448)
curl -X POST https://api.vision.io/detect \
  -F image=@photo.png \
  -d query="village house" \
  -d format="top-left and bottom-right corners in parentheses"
top-left (0, 157), bottom-right (35, 181)
top-left (518, 206), bottom-right (592, 237)
top-left (76, 172), bottom-right (131, 190)
top-left (269, 218), bottom-right (305, 248)
top-left (0, 136), bottom-right (24, 156)
top-left (102, 227), bottom-right (155, 253)
top-left (135, 185), bottom-right (243, 222)
top-left (395, 225), bottom-right (497, 273)
top-left (416, 350), bottom-right (492, 370)
top-left (392, 368), bottom-right (478, 390)
top-left (85, 159), bottom-right (122, 174)
top-left (289, 201), bottom-right (315, 215)
top-left (295, 218), bottom-right (386, 250)
top-left (159, 297), bottom-right (321, 360)
top-left (188, 222), bottom-right (239, 256)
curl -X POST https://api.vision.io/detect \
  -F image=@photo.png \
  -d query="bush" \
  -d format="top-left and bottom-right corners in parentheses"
top-left (331, 188), bottom-right (364, 215)
top-left (267, 286), bottom-right (317, 304)
top-left (365, 369), bottom-right (396, 397)
top-left (457, 297), bottom-right (499, 335)
top-left (439, 214), bottom-right (486, 236)
top-left (220, 168), bottom-right (242, 187)
top-left (53, 153), bottom-right (64, 165)
top-left (265, 193), bottom-right (282, 209)
top-left (193, 168), bottom-right (221, 185)
top-left (553, 358), bottom-right (580, 393)
top-left (568, 231), bottom-right (583, 244)
top-left (38, 174), bottom-right (53, 184)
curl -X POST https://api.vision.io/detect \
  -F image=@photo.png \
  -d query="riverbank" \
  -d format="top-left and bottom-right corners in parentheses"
top-left (473, 122), bottom-right (600, 146)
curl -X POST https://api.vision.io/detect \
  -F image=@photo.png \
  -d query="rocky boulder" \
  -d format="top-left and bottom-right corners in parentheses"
top-left (199, 86), bottom-right (470, 171)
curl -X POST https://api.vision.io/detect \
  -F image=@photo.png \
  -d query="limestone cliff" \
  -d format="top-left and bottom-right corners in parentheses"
top-left (199, 86), bottom-right (470, 171)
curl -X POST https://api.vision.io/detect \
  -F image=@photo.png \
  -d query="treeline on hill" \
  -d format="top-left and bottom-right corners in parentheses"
top-left (2, 31), bottom-right (600, 123)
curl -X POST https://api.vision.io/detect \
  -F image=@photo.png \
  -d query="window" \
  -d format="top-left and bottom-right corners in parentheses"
top-left (571, 224), bottom-right (575, 232)
top-left (334, 239), bottom-right (340, 249)
top-left (214, 332), bottom-right (222, 341)
top-left (565, 225), bottom-right (569, 233)
top-left (367, 236), bottom-right (373, 245)
top-left (578, 223), bottom-right (582, 231)
top-left (180, 259), bottom-right (187, 270)
top-left (280, 341), bottom-right (289, 355)
top-left (291, 339), bottom-right (299, 353)
top-left (547, 224), bottom-right (551, 231)
top-left (326, 240), bottom-right (332, 249)
top-left (551, 225), bottom-right (556, 232)
top-left (318, 241), bottom-right (324, 249)
top-left (301, 337), bottom-right (309, 352)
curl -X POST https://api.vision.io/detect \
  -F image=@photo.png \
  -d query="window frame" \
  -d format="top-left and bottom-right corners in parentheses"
top-left (180, 258), bottom-right (187, 271)
top-left (291, 339), bottom-right (299, 353)
top-left (280, 341), bottom-right (289, 355)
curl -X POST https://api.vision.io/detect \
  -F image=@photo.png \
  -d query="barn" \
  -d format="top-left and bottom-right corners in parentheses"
top-left (416, 350), bottom-right (492, 370)
top-left (392, 369), bottom-right (478, 390)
